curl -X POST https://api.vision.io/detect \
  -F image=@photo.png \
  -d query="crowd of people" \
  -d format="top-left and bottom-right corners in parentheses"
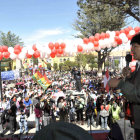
top-left (0, 68), bottom-right (133, 140)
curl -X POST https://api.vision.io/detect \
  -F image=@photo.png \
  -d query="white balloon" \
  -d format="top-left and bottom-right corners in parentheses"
top-left (10, 53), bottom-right (17, 60)
top-left (18, 53), bottom-right (25, 60)
top-left (40, 52), bottom-right (46, 59)
top-left (22, 47), bottom-right (27, 53)
top-left (129, 30), bottom-right (135, 35)
top-left (8, 47), bottom-right (14, 53)
top-left (87, 43), bottom-right (94, 50)
top-left (112, 42), bottom-right (118, 47)
top-left (28, 49), bottom-right (34, 55)
top-left (122, 37), bottom-right (128, 44)
top-left (119, 33), bottom-right (126, 40)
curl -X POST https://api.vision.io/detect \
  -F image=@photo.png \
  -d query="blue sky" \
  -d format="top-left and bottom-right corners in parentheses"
top-left (0, 0), bottom-right (139, 46)
top-left (0, 0), bottom-right (78, 45)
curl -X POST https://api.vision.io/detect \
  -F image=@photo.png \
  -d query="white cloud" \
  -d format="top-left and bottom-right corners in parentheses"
top-left (23, 28), bottom-right (64, 45)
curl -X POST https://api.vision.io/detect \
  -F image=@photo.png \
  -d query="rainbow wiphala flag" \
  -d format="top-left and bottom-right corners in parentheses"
top-left (32, 71), bottom-right (51, 90)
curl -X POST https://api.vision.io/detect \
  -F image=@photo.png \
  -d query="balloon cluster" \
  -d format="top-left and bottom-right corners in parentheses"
top-left (0, 26), bottom-right (139, 61)
top-left (78, 26), bottom-right (140, 53)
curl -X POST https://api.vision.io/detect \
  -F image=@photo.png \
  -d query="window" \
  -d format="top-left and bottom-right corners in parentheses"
top-left (63, 58), bottom-right (66, 61)
top-left (60, 59), bottom-right (62, 62)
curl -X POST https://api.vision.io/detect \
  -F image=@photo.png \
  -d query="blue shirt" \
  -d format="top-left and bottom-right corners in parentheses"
top-left (24, 99), bottom-right (32, 107)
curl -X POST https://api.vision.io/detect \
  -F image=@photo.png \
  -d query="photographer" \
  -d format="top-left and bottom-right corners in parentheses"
top-left (75, 95), bottom-right (85, 125)
top-left (42, 100), bottom-right (51, 126)
top-left (58, 98), bottom-right (68, 122)
top-left (71, 67), bottom-right (82, 92)
top-left (86, 99), bottom-right (96, 127)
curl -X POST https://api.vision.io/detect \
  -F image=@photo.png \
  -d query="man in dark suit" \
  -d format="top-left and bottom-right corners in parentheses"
top-left (108, 32), bottom-right (140, 140)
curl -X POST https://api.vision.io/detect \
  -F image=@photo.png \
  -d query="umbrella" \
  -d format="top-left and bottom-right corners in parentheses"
top-left (32, 122), bottom-right (94, 140)
top-left (16, 82), bottom-right (24, 85)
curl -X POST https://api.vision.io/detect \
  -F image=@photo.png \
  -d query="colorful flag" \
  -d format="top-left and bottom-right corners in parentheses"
top-left (104, 69), bottom-right (110, 93)
top-left (32, 71), bottom-right (51, 90)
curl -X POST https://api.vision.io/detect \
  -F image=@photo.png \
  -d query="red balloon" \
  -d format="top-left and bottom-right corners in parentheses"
top-left (33, 50), bottom-right (40, 58)
top-left (3, 52), bottom-right (10, 59)
top-left (60, 43), bottom-right (66, 49)
top-left (95, 33), bottom-right (100, 37)
top-left (94, 41), bottom-right (99, 47)
top-left (14, 49), bottom-right (20, 55)
top-left (89, 36), bottom-right (95, 43)
top-left (14, 45), bottom-right (21, 51)
top-left (32, 44), bottom-right (37, 51)
top-left (83, 38), bottom-right (89, 44)
top-left (94, 36), bottom-right (100, 41)
top-left (127, 34), bottom-right (133, 40)
top-left (54, 42), bottom-right (59, 49)
top-left (115, 31), bottom-right (120, 36)
top-left (48, 42), bottom-right (54, 50)
top-left (128, 26), bottom-right (133, 31)
top-left (134, 27), bottom-right (140, 33)
top-left (117, 38), bottom-right (122, 45)
top-left (0, 47), bottom-right (3, 53)
top-left (26, 53), bottom-right (32, 58)
top-left (105, 33), bottom-right (110, 38)
top-left (2, 46), bottom-right (8, 52)
top-left (77, 45), bottom-right (83, 52)
top-left (58, 49), bottom-right (64, 54)
top-left (50, 52), bottom-right (56, 58)
top-left (124, 28), bottom-right (129, 35)
top-left (100, 33), bottom-right (106, 39)
top-left (114, 36), bottom-right (119, 42)
top-left (51, 49), bottom-right (57, 55)
top-left (120, 30), bottom-right (125, 34)
top-left (0, 52), bottom-right (3, 60)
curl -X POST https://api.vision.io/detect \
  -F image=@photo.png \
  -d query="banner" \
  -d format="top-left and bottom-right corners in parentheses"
top-left (32, 71), bottom-right (51, 90)
top-left (1, 70), bottom-right (20, 80)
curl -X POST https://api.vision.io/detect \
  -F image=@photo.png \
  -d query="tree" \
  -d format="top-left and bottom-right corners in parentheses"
top-left (75, 53), bottom-right (87, 69)
top-left (114, 59), bottom-right (119, 68)
top-left (0, 31), bottom-right (24, 70)
top-left (74, 0), bottom-right (125, 72)
top-left (64, 60), bottom-right (78, 70)
top-left (53, 63), bottom-right (58, 71)
top-left (0, 31), bottom-right (23, 47)
top-left (47, 63), bottom-right (51, 70)
top-left (59, 63), bottom-right (64, 72)
top-left (96, 0), bottom-right (139, 22)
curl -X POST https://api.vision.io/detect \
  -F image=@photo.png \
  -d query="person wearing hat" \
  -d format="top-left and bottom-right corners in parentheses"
top-left (32, 121), bottom-right (94, 140)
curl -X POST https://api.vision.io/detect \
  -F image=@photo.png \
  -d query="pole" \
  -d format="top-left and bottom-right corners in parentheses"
top-left (0, 61), bottom-right (2, 101)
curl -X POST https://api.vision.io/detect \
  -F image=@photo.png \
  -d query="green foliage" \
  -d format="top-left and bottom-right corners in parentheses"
top-left (96, 0), bottom-right (139, 22)
top-left (114, 59), bottom-right (119, 67)
top-left (53, 63), bottom-right (58, 71)
top-left (0, 31), bottom-right (23, 47)
top-left (0, 31), bottom-right (24, 71)
top-left (59, 63), bottom-right (64, 71)
top-left (47, 63), bottom-right (51, 70)
top-left (75, 53), bottom-right (87, 69)
top-left (74, 0), bottom-right (125, 71)
top-left (32, 57), bottom-right (38, 66)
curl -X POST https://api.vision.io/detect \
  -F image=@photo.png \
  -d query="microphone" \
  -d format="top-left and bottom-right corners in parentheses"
top-left (125, 54), bottom-right (132, 67)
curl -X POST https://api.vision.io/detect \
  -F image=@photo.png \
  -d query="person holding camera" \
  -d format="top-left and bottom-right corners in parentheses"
top-left (58, 98), bottom-right (68, 122)
top-left (75, 95), bottom-right (85, 125)
top-left (86, 99), bottom-right (96, 128)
